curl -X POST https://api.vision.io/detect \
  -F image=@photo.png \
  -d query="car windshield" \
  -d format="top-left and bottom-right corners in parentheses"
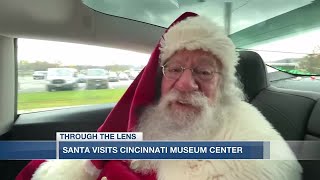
top-left (82, 0), bottom-right (320, 76)
top-left (48, 69), bottom-right (73, 76)
top-left (109, 72), bottom-right (117, 76)
top-left (87, 69), bottom-right (106, 76)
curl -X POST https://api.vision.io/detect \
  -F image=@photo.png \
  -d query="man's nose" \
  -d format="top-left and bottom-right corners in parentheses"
top-left (174, 69), bottom-right (199, 92)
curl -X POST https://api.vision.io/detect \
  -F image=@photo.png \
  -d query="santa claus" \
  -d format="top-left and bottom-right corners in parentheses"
top-left (16, 12), bottom-right (302, 180)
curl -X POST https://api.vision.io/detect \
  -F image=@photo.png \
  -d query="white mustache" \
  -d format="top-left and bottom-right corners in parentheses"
top-left (165, 90), bottom-right (208, 107)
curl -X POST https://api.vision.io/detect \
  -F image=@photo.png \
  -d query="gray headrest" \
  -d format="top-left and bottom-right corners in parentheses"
top-left (236, 51), bottom-right (269, 101)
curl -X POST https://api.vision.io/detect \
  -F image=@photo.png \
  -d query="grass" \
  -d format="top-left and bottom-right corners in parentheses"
top-left (18, 88), bottom-right (127, 111)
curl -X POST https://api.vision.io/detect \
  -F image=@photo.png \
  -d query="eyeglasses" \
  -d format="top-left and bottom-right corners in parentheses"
top-left (161, 63), bottom-right (221, 81)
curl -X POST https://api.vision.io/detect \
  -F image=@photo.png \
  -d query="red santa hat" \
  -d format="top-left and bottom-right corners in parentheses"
top-left (86, 12), bottom-right (240, 179)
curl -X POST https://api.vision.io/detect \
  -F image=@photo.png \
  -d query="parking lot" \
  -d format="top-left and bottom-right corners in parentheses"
top-left (18, 76), bottom-right (133, 93)
top-left (18, 76), bottom-right (320, 93)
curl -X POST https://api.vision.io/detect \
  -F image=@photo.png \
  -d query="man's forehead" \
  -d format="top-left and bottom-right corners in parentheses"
top-left (167, 49), bottom-right (221, 66)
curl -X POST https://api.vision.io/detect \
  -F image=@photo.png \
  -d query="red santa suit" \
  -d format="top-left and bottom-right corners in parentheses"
top-left (16, 12), bottom-right (302, 180)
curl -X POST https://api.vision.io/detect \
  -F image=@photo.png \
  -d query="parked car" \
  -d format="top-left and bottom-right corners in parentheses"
top-left (108, 71), bottom-right (119, 82)
top-left (32, 71), bottom-right (47, 80)
top-left (77, 73), bottom-right (87, 83)
top-left (129, 70), bottom-right (141, 80)
top-left (46, 68), bottom-right (79, 91)
top-left (118, 72), bottom-right (129, 80)
top-left (85, 69), bottom-right (109, 89)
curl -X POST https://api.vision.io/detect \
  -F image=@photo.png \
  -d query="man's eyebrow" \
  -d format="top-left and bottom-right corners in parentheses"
top-left (166, 58), bottom-right (184, 64)
top-left (197, 57), bottom-right (217, 66)
top-left (167, 55), bottom-right (219, 66)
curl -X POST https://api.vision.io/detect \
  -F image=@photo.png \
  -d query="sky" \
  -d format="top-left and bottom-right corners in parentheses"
top-left (17, 38), bottom-right (150, 67)
top-left (83, 0), bottom-right (311, 33)
top-left (17, 27), bottom-right (320, 67)
top-left (248, 28), bottom-right (320, 62)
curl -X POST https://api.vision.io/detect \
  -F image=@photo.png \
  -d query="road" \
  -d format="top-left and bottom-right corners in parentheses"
top-left (18, 76), bottom-right (134, 93)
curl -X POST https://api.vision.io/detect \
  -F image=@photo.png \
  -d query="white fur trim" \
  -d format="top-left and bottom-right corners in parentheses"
top-left (134, 101), bottom-right (303, 180)
top-left (159, 16), bottom-right (238, 72)
top-left (31, 160), bottom-right (98, 180)
top-left (157, 159), bottom-right (301, 180)
top-left (84, 160), bottom-right (102, 177)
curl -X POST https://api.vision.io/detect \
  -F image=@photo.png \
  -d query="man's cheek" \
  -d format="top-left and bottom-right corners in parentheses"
top-left (205, 85), bottom-right (219, 103)
top-left (161, 79), bottom-right (168, 95)
top-left (161, 80), bottom-right (174, 96)
top-left (212, 78), bottom-right (221, 95)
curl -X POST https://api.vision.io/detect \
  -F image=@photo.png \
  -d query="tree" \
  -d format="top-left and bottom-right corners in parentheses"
top-left (105, 65), bottom-right (133, 72)
top-left (18, 60), bottom-right (61, 71)
top-left (298, 46), bottom-right (320, 74)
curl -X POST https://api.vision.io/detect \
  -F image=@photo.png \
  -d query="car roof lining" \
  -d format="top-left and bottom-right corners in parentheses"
top-left (0, 0), bottom-right (165, 54)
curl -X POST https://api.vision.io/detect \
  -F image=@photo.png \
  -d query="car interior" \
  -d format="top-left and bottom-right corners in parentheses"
top-left (0, 0), bottom-right (319, 179)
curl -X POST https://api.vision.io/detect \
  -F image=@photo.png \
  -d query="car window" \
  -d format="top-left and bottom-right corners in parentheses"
top-left (17, 38), bottom-right (148, 114)
top-left (245, 28), bottom-right (320, 93)
top-left (109, 72), bottom-right (117, 76)
top-left (87, 69), bottom-right (107, 76)
top-left (47, 68), bottom-right (75, 76)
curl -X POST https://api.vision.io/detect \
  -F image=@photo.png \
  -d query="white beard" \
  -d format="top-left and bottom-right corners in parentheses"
top-left (128, 90), bottom-right (302, 180)
top-left (130, 90), bottom-right (225, 174)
